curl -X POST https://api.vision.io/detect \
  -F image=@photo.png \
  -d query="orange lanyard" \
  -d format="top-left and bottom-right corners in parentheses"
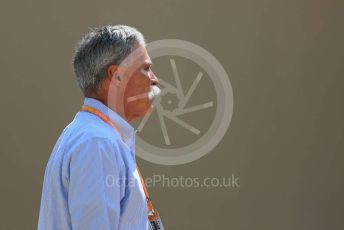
top-left (81, 105), bottom-right (160, 221)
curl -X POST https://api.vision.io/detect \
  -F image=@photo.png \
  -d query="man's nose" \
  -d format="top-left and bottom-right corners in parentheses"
top-left (150, 72), bottom-right (159, 85)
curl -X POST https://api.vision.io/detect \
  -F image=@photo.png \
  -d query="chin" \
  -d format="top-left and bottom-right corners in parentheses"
top-left (127, 113), bottom-right (144, 122)
top-left (126, 109), bottom-right (149, 122)
top-left (125, 102), bottom-right (151, 121)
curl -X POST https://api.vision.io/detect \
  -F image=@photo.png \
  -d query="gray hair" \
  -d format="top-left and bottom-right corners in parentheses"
top-left (72, 25), bottom-right (145, 96)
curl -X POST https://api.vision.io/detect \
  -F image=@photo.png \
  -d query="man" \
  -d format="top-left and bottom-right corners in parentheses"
top-left (38, 25), bottom-right (161, 230)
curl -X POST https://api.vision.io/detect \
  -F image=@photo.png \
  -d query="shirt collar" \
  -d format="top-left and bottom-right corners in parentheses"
top-left (83, 97), bottom-right (136, 154)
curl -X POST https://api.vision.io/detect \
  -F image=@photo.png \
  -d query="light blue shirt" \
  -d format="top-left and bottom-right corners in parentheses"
top-left (38, 98), bottom-right (149, 230)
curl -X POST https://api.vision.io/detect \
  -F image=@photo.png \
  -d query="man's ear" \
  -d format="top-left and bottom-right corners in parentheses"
top-left (107, 64), bottom-right (121, 86)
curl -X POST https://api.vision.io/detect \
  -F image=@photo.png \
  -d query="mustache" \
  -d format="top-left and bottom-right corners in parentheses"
top-left (148, 85), bottom-right (161, 101)
top-left (126, 85), bottom-right (161, 103)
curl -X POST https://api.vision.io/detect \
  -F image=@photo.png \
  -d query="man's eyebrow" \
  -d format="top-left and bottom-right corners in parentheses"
top-left (142, 61), bottom-right (152, 67)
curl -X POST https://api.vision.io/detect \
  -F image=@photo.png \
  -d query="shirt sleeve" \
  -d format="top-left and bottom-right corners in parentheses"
top-left (68, 137), bottom-right (124, 230)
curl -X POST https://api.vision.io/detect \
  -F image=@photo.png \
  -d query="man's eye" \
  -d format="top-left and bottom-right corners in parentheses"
top-left (144, 66), bottom-right (151, 71)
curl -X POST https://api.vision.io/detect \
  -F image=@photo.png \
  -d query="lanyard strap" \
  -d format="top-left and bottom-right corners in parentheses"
top-left (81, 105), bottom-right (160, 221)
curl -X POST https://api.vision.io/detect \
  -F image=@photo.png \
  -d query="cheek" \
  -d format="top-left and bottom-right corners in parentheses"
top-left (123, 83), bottom-right (150, 112)
top-left (125, 74), bottom-right (150, 96)
top-left (123, 72), bottom-right (151, 115)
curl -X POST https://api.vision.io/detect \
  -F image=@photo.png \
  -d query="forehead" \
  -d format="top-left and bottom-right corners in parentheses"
top-left (121, 44), bottom-right (151, 68)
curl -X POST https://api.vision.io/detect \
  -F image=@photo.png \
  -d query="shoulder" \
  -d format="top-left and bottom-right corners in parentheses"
top-left (59, 112), bottom-right (128, 165)
top-left (66, 111), bottom-right (123, 145)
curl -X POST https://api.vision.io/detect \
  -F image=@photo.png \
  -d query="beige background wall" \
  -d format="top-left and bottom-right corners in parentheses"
top-left (0, 0), bottom-right (343, 229)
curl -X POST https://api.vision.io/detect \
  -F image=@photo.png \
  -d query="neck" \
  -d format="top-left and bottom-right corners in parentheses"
top-left (87, 92), bottom-right (129, 123)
